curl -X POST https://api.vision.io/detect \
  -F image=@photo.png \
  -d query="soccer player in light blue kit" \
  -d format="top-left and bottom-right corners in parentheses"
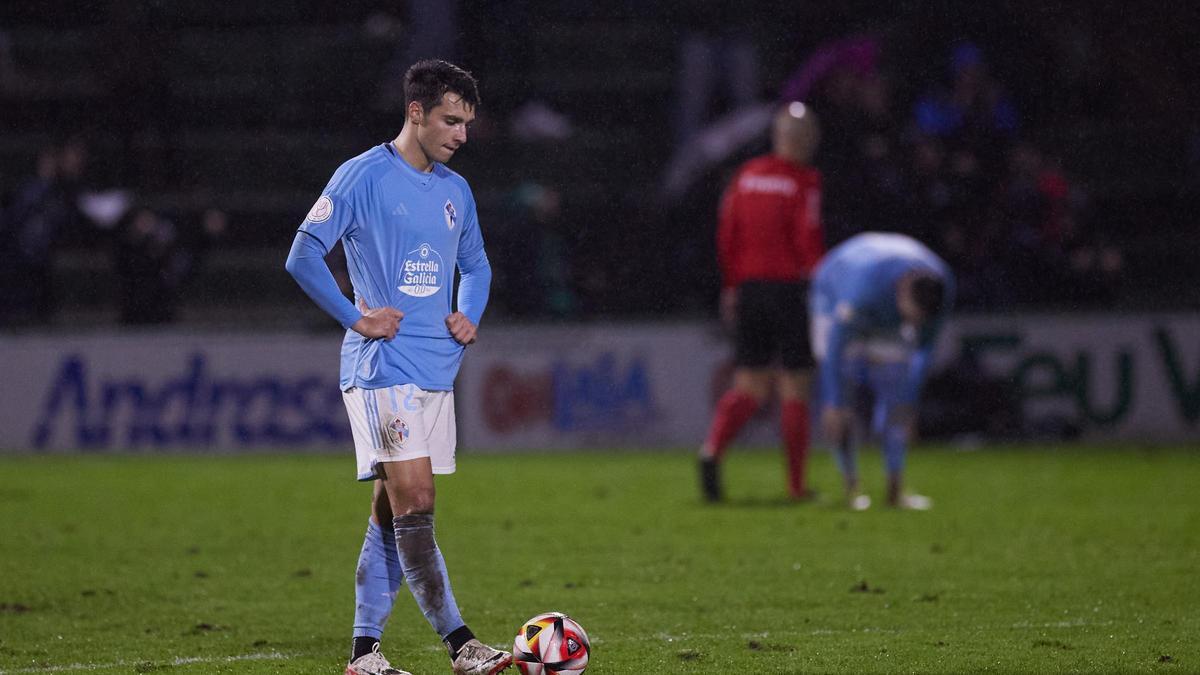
top-left (285, 60), bottom-right (510, 675)
top-left (810, 232), bottom-right (954, 511)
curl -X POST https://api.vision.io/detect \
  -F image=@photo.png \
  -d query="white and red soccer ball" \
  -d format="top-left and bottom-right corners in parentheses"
top-left (512, 612), bottom-right (590, 675)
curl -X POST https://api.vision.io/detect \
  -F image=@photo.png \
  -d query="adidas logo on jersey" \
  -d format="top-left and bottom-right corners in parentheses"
top-left (392, 203), bottom-right (408, 216)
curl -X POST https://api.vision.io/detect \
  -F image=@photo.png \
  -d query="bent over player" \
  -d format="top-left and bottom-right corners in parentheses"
top-left (699, 102), bottom-right (824, 502)
top-left (810, 232), bottom-right (954, 510)
top-left (285, 60), bottom-right (510, 675)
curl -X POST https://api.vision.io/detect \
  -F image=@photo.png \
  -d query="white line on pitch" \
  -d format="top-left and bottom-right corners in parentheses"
top-left (0, 650), bottom-right (292, 674)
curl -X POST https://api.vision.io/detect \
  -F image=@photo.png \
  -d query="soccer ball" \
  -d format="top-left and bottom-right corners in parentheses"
top-left (512, 611), bottom-right (590, 675)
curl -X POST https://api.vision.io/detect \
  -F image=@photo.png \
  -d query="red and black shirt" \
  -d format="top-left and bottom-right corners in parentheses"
top-left (717, 155), bottom-right (824, 288)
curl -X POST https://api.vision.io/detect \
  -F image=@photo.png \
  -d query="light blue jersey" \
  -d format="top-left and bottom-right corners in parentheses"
top-left (286, 142), bottom-right (491, 391)
top-left (810, 232), bottom-right (954, 407)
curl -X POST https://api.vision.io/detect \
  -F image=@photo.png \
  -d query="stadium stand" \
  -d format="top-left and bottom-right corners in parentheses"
top-left (1, 1), bottom-right (1197, 329)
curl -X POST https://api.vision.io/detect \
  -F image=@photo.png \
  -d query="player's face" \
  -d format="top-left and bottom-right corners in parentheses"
top-left (415, 93), bottom-right (475, 164)
top-left (897, 287), bottom-right (927, 326)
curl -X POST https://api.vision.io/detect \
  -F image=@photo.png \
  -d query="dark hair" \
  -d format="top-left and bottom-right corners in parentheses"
top-left (404, 60), bottom-right (480, 113)
top-left (910, 274), bottom-right (946, 317)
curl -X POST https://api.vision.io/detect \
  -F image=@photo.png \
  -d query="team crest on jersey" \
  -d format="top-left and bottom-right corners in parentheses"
top-left (386, 415), bottom-right (410, 447)
top-left (444, 199), bottom-right (457, 230)
top-left (306, 195), bottom-right (333, 223)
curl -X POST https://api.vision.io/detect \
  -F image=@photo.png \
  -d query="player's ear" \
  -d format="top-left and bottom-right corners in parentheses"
top-left (407, 101), bottom-right (424, 126)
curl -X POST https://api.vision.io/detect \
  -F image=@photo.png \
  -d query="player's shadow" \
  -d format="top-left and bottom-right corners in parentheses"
top-left (715, 493), bottom-right (823, 509)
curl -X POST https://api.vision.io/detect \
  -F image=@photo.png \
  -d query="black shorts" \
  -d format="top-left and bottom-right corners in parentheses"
top-left (734, 281), bottom-right (814, 370)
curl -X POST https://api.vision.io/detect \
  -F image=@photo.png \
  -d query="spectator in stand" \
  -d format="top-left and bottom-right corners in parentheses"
top-left (913, 42), bottom-right (1019, 172)
top-left (0, 139), bottom-right (90, 326)
top-left (113, 206), bottom-right (182, 325)
top-left (779, 34), bottom-right (880, 106)
top-left (488, 182), bottom-right (577, 319)
top-left (113, 204), bottom-right (227, 325)
top-left (795, 40), bottom-right (877, 243)
top-left (669, 0), bottom-right (762, 148)
top-left (839, 71), bottom-right (908, 238)
top-left (902, 136), bottom-right (952, 247)
top-left (999, 141), bottom-right (1121, 305)
top-left (904, 134), bottom-right (1007, 310)
top-left (779, 35), bottom-right (914, 243)
top-left (698, 102), bottom-right (823, 503)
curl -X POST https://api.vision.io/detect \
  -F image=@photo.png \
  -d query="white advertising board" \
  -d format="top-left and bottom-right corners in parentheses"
top-left (1, 314), bottom-right (1196, 452)
top-left (454, 323), bottom-right (734, 450)
top-left (937, 313), bottom-right (1200, 442)
top-left (0, 333), bottom-right (349, 451)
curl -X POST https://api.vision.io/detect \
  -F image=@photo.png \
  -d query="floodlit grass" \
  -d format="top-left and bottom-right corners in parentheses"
top-left (0, 444), bottom-right (1197, 673)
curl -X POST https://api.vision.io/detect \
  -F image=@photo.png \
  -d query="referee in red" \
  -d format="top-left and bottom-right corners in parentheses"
top-left (700, 102), bottom-right (824, 502)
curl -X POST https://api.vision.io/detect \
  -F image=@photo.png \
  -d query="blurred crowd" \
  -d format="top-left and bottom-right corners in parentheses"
top-left (479, 24), bottom-right (1134, 319)
top-left (797, 38), bottom-right (1123, 310)
top-left (2, 2), bottom-right (1180, 328)
top-left (0, 137), bottom-right (226, 327)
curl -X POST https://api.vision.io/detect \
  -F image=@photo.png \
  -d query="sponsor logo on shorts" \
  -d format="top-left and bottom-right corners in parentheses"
top-left (835, 301), bottom-right (855, 322)
top-left (387, 415), bottom-right (410, 447)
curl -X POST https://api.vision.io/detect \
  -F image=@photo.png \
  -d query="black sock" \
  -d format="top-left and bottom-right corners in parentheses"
top-left (351, 636), bottom-right (380, 662)
top-left (700, 457), bottom-right (721, 502)
top-left (444, 625), bottom-right (475, 658)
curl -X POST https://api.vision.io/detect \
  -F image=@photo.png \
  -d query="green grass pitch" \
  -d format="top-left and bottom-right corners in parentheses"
top-left (0, 444), bottom-right (1197, 673)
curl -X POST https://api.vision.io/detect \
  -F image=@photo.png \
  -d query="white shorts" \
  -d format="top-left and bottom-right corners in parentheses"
top-left (343, 384), bottom-right (457, 481)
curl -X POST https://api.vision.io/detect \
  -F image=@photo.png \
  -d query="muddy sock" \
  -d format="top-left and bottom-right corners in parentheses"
top-left (352, 520), bottom-right (402, 647)
top-left (392, 514), bottom-right (465, 638)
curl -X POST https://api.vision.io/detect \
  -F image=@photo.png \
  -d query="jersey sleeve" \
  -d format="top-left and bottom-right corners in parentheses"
top-left (296, 167), bottom-right (360, 253)
top-left (900, 345), bottom-right (933, 406)
top-left (285, 166), bottom-right (364, 330)
top-left (455, 186), bottom-right (491, 326)
top-left (285, 231), bottom-right (362, 329)
top-left (819, 303), bottom-right (855, 407)
top-left (815, 260), bottom-right (869, 409)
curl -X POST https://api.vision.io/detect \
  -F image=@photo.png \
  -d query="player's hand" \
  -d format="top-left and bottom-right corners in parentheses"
top-left (822, 406), bottom-right (852, 443)
top-left (352, 298), bottom-right (403, 340)
top-left (445, 312), bottom-right (477, 345)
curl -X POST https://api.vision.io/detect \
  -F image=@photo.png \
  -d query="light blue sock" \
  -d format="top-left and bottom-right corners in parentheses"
top-left (393, 514), bottom-right (466, 638)
top-left (882, 423), bottom-right (908, 476)
top-left (353, 519), bottom-right (404, 640)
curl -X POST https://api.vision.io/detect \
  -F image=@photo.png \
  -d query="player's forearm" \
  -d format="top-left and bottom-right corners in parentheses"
top-left (285, 233), bottom-right (361, 329)
top-left (456, 262), bottom-right (491, 326)
top-left (901, 348), bottom-right (933, 405)
top-left (821, 328), bottom-right (849, 406)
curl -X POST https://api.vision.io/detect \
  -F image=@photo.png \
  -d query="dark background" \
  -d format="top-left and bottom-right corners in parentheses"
top-left (1, 0), bottom-right (1198, 330)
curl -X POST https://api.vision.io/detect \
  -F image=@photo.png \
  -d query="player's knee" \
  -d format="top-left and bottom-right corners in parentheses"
top-left (733, 370), bottom-right (772, 402)
top-left (397, 489), bottom-right (436, 515)
top-left (883, 421), bottom-right (910, 445)
top-left (777, 374), bottom-right (811, 402)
